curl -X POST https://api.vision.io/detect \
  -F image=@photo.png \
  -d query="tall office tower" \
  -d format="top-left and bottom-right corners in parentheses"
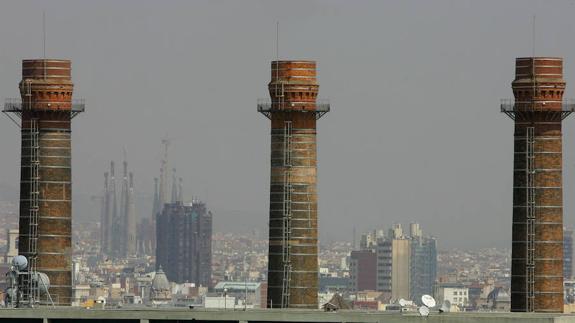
top-left (156, 199), bottom-right (212, 287)
top-left (3, 59), bottom-right (85, 305)
top-left (349, 250), bottom-right (377, 292)
top-left (409, 234), bottom-right (437, 303)
top-left (257, 61), bottom-right (330, 308)
top-left (501, 57), bottom-right (574, 312)
top-left (565, 228), bottom-right (573, 280)
top-left (373, 223), bottom-right (436, 302)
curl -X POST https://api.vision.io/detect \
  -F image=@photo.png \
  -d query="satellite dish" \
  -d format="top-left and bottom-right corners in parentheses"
top-left (418, 306), bottom-right (430, 317)
top-left (12, 255), bottom-right (28, 271)
top-left (439, 300), bottom-right (451, 313)
top-left (399, 298), bottom-right (408, 307)
top-left (421, 294), bottom-right (436, 308)
top-left (5, 287), bottom-right (16, 301)
top-left (33, 272), bottom-right (50, 294)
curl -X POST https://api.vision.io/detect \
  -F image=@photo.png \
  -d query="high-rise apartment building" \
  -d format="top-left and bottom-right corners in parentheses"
top-left (355, 223), bottom-right (436, 302)
top-left (389, 238), bottom-right (411, 300)
top-left (349, 250), bottom-right (377, 292)
top-left (156, 200), bottom-right (212, 287)
top-left (410, 231), bottom-right (437, 303)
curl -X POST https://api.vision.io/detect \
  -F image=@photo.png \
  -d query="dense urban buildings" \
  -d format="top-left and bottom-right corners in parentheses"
top-left (501, 57), bottom-right (573, 312)
top-left (257, 60), bottom-right (330, 308)
top-left (0, 8), bottom-right (574, 319)
top-left (352, 223), bottom-right (437, 304)
top-left (156, 199), bottom-right (213, 288)
top-left (3, 59), bottom-right (85, 306)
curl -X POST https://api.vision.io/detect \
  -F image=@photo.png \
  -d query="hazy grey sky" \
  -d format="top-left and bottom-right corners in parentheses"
top-left (1, 0), bottom-right (575, 248)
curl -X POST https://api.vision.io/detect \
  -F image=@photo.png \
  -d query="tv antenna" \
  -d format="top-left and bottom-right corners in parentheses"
top-left (532, 15), bottom-right (536, 57)
top-left (276, 21), bottom-right (280, 60)
top-left (43, 10), bottom-right (47, 80)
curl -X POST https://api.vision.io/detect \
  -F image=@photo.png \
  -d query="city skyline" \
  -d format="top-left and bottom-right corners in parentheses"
top-left (3, 1), bottom-right (575, 316)
top-left (2, 1), bottom-right (575, 252)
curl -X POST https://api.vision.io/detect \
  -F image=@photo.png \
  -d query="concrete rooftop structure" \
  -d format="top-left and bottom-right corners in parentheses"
top-left (1, 308), bottom-right (575, 323)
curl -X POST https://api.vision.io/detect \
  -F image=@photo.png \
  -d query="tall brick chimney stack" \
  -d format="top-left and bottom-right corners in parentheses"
top-left (4, 59), bottom-right (85, 306)
top-left (502, 57), bottom-right (573, 312)
top-left (258, 61), bottom-right (329, 308)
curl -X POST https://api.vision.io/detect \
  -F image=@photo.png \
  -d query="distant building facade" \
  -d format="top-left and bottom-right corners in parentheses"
top-left (3, 229), bottom-right (18, 264)
top-left (409, 224), bottom-right (437, 303)
top-left (375, 232), bottom-right (411, 301)
top-left (156, 200), bottom-right (212, 287)
top-left (213, 281), bottom-right (264, 308)
top-left (349, 250), bottom-right (377, 292)
top-left (435, 282), bottom-right (469, 308)
top-left (355, 223), bottom-right (436, 303)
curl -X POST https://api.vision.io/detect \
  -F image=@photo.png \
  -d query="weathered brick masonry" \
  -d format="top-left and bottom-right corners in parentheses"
top-left (18, 59), bottom-right (77, 305)
top-left (510, 57), bottom-right (566, 312)
top-left (260, 61), bottom-right (329, 309)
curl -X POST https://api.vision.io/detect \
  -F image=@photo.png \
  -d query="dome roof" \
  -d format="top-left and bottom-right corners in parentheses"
top-left (151, 267), bottom-right (170, 291)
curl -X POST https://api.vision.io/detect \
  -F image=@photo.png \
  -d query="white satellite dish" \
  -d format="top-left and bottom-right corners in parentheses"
top-left (421, 294), bottom-right (436, 308)
top-left (418, 306), bottom-right (430, 317)
top-left (399, 298), bottom-right (408, 307)
top-left (33, 272), bottom-right (50, 294)
top-left (439, 300), bottom-right (451, 313)
top-left (12, 255), bottom-right (28, 271)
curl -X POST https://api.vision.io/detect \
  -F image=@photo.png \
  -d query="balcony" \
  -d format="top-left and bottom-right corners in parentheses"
top-left (257, 99), bottom-right (330, 120)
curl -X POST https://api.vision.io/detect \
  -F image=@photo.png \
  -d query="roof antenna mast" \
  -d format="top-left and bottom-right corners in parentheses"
top-left (532, 15), bottom-right (536, 58)
top-left (43, 10), bottom-right (47, 80)
top-left (276, 21), bottom-right (279, 61)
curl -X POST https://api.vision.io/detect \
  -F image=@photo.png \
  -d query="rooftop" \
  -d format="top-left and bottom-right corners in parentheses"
top-left (0, 308), bottom-right (574, 323)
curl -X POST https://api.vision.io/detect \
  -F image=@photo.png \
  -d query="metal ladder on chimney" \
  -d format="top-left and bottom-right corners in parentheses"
top-left (22, 79), bottom-right (40, 306)
top-left (281, 120), bottom-right (293, 308)
top-left (525, 126), bottom-right (536, 312)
